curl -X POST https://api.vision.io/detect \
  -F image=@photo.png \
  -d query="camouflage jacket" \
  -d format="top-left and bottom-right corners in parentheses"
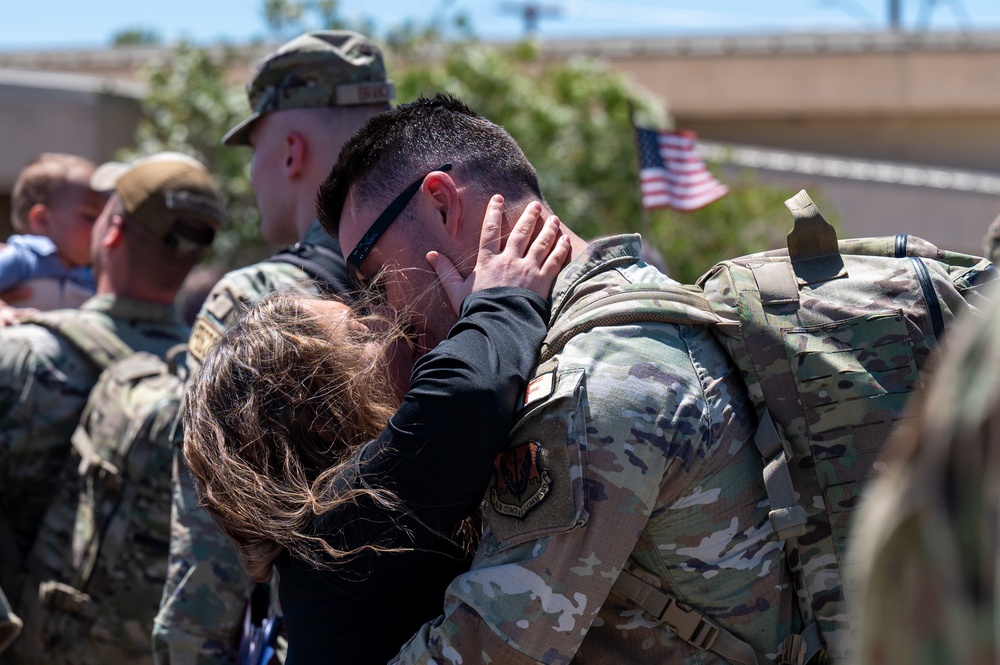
top-left (0, 295), bottom-right (188, 603)
top-left (394, 235), bottom-right (799, 665)
top-left (849, 284), bottom-right (1000, 665)
top-left (153, 222), bottom-right (344, 665)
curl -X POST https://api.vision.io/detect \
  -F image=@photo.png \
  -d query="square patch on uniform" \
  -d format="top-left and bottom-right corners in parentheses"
top-left (491, 441), bottom-right (552, 519)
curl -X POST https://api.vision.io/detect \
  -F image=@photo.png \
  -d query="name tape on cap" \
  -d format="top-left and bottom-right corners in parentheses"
top-left (336, 81), bottom-right (396, 106)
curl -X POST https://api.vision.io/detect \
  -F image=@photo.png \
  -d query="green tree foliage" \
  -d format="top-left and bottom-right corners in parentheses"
top-left (128, 0), bottom-right (802, 279)
top-left (652, 171), bottom-right (797, 282)
top-left (111, 28), bottom-right (163, 47)
top-left (126, 43), bottom-right (266, 267)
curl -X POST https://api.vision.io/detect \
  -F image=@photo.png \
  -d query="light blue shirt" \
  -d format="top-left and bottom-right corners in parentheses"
top-left (0, 234), bottom-right (95, 293)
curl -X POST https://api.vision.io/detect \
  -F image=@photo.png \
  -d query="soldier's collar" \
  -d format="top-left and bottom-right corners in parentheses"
top-left (548, 234), bottom-right (643, 324)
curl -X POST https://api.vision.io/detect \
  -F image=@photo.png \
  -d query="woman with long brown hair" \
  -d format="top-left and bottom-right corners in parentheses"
top-left (183, 197), bottom-right (569, 663)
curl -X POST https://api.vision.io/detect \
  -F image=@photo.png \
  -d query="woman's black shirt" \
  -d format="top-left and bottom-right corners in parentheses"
top-left (276, 287), bottom-right (549, 664)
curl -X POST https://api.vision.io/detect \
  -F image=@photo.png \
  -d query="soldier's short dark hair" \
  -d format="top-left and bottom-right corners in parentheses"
top-left (317, 94), bottom-right (544, 238)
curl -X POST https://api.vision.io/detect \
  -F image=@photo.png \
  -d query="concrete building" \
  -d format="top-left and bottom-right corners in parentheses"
top-left (0, 68), bottom-right (142, 238)
top-left (540, 30), bottom-right (1000, 254)
top-left (1, 31), bottom-right (998, 253)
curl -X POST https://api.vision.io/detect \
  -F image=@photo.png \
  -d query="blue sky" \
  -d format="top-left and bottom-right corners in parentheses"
top-left (2, 0), bottom-right (1000, 50)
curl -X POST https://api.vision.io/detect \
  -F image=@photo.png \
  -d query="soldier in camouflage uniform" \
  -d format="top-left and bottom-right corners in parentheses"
top-left (319, 95), bottom-right (799, 663)
top-left (152, 30), bottom-right (395, 664)
top-left (0, 152), bottom-right (225, 662)
top-left (848, 285), bottom-right (1000, 665)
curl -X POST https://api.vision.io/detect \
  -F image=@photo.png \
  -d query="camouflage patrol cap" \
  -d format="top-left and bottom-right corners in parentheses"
top-left (91, 152), bottom-right (226, 248)
top-left (222, 30), bottom-right (395, 147)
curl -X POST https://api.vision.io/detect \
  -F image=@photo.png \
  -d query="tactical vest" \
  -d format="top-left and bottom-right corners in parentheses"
top-left (539, 191), bottom-right (996, 665)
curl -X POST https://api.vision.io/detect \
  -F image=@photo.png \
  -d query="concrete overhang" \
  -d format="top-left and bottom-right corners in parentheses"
top-left (0, 68), bottom-right (144, 190)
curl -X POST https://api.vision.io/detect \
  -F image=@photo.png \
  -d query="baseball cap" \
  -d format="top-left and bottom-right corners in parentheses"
top-left (90, 152), bottom-right (226, 248)
top-left (222, 30), bottom-right (395, 147)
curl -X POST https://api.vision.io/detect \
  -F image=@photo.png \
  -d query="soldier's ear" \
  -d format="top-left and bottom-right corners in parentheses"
top-left (424, 171), bottom-right (462, 240)
top-left (284, 131), bottom-right (307, 180)
top-left (101, 214), bottom-right (125, 249)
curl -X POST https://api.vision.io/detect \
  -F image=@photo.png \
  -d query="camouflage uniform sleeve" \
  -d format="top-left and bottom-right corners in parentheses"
top-left (155, 265), bottom-right (301, 665)
top-left (393, 322), bottom-right (725, 664)
top-left (152, 453), bottom-right (252, 665)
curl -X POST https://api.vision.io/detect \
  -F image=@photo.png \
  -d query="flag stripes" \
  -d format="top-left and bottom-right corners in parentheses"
top-left (635, 127), bottom-right (728, 211)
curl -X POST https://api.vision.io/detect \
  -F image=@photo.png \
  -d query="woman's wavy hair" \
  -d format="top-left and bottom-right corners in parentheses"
top-left (182, 287), bottom-right (406, 582)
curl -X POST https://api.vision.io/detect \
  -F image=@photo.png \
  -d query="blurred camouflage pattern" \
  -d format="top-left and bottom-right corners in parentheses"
top-left (0, 295), bottom-right (189, 662)
top-left (15, 348), bottom-right (185, 664)
top-left (696, 192), bottom-right (996, 660)
top-left (153, 222), bottom-right (339, 665)
top-left (152, 452), bottom-right (253, 665)
top-left (394, 235), bottom-right (799, 664)
top-left (850, 282), bottom-right (1000, 665)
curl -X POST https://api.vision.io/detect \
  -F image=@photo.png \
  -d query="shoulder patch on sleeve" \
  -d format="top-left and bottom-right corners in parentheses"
top-left (523, 372), bottom-right (555, 409)
top-left (491, 440), bottom-right (552, 518)
top-left (187, 317), bottom-right (221, 364)
top-left (204, 287), bottom-right (242, 322)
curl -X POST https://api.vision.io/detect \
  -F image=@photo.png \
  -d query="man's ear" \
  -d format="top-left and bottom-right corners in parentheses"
top-left (284, 131), bottom-right (307, 180)
top-left (423, 170), bottom-right (462, 240)
top-left (26, 204), bottom-right (49, 235)
top-left (101, 215), bottom-right (125, 249)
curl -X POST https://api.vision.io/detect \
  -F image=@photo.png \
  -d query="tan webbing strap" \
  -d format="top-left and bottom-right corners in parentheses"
top-left (755, 409), bottom-right (808, 542)
top-left (24, 314), bottom-right (134, 371)
top-left (751, 262), bottom-right (799, 307)
top-left (611, 566), bottom-right (773, 665)
top-left (797, 622), bottom-right (825, 665)
top-left (539, 283), bottom-right (718, 364)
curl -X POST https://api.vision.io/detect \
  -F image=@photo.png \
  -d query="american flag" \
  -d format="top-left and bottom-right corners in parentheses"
top-left (635, 126), bottom-right (728, 211)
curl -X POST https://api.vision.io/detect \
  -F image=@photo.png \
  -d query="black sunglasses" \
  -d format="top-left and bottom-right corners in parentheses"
top-left (346, 163), bottom-right (453, 285)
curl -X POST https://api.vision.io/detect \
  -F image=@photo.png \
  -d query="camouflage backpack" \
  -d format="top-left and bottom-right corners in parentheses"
top-left (15, 313), bottom-right (185, 662)
top-left (540, 191), bottom-right (996, 665)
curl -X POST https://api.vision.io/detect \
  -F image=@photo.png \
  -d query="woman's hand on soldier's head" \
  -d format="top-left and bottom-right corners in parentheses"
top-left (427, 194), bottom-right (570, 314)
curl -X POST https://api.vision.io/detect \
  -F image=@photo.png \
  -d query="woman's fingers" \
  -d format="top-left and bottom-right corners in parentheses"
top-left (478, 194), bottom-right (505, 257)
top-left (453, 199), bottom-right (571, 303)
top-left (503, 201), bottom-right (543, 258)
top-left (426, 250), bottom-right (467, 314)
top-left (541, 234), bottom-right (572, 281)
top-left (525, 214), bottom-right (561, 264)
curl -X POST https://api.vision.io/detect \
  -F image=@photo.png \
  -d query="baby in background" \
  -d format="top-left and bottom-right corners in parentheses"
top-left (0, 153), bottom-right (107, 322)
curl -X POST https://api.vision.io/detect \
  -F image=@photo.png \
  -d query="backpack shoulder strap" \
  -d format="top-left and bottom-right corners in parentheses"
top-left (265, 241), bottom-right (352, 295)
top-left (540, 282), bottom-right (719, 363)
top-left (610, 561), bottom-right (821, 665)
top-left (69, 349), bottom-right (184, 589)
top-left (24, 311), bottom-right (134, 371)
